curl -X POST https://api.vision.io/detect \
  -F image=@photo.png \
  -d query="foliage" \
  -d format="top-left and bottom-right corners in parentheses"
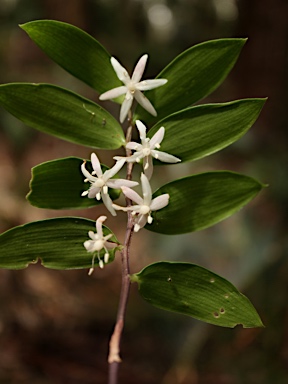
top-left (0, 20), bottom-right (266, 383)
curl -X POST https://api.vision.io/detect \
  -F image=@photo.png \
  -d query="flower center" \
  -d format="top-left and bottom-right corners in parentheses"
top-left (142, 139), bottom-right (151, 156)
top-left (94, 178), bottom-right (105, 188)
top-left (139, 205), bottom-right (150, 215)
top-left (128, 82), bottom-right (137, 94)
top-left (142, 148), bottom-right (151, 156)
top-left (92, 239), bottom-right (105, 252)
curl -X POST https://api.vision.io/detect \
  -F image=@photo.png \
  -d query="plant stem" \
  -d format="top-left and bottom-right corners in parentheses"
top-left (108, 115), bottom-right (134, 384)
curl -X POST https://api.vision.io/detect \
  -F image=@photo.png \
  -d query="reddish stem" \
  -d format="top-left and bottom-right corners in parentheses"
top-left (108, 115), bottom-right (134, 384)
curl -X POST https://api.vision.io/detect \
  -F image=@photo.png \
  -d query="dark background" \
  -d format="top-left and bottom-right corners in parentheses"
top-left (0, 0), bottom-right (287, 383)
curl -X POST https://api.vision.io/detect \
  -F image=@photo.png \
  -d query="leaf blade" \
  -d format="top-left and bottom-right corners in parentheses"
top-left (148, 171), bottom-right (265, 235)
top-left (0, 217), bottom-right (120, 270)
top-left (148, 99), bottom-right (266, 163)
top-left (132, 261), bottom-right (263, 328)
top-left (27, 157), bottom-right (121, 210)
top-left (20, 20), bottom-right (121, 94)
top-left (0, 83), bottom-right (125, 149)
top-left (135, 38), bottom-right (247, 124)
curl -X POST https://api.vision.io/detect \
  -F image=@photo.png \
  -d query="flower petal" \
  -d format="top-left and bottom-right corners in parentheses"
top-left (113, 155), bottom-right (127, 162)
top-left (126, 141), bottom-right (141, 150)
top-left (99, 86), bottom-right (127, 100)
top-left (101, 192), bottom-right (117, 216)
top-left (134, 214), bottom-right (148, 231)
top-left (105, 241), bottom-right (117, 250)
top-left (112, 203), bottom-right (127, 212)
top-left (111, 57), bottom-right (130, 84)
top-left (91, 153), bottom-right (103, 177)
top-left (149, 127), bottom-right (165, 149)
top-left (96, 215), bottom-right (107, 237)
top-left (134, 91), bottom-right (157, 116)
top-left (107, 179), bottom-right (138, 189)
top-left (143, 156), bottom-right (153, 180)
top-left (136, 79), bottom-right (167, 91)
top-left (87, 185), bottom-right (101, 199)
top-left (113, 152), bottom-right (143, 163)
top-left (84, 240), bottom-right (94, 252)
top-left (151, 150), bottom-right (181, 163)
top-left (112, 203), bottom-right (142, 213)
top-left (125, 152), bottom-right (144, 163)
top-left (120, 93), bottom-right (133, 123)
top-left (103, 234), bottom-right (113, 242)
top-left (150, 194), bottom-right (170, 211)
top-left (131, 54), bottom-right (148, 83)
top-left (121, 186), bottom-right (143, 205)
top-left (140, 173), bottom-right (152, 205)
top-left (88, 230), bottom-right (96, 240)
top-left (81, 162), bottom-right (98, 181)
top-left (135, 120), bottom-right (147, 141)
top-left (104, 158), bottom-right (126, 180)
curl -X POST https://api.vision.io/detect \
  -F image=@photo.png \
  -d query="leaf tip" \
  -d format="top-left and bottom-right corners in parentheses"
top-left (242, 319), bottom-right (265, 329)
top-left (19, 22), bottom-right (30, 31)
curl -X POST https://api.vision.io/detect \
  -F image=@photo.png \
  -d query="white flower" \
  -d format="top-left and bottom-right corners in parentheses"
top-left (99, 54), bottom-right (167, 123)
top-left (84, 216), bottom-right (117, 275)
top-left (112, 173), bottom-right (169, 232)
top-left (114, 120), bottom-right (181, 180)
top-left (81, 153), bottom-right (138, 216)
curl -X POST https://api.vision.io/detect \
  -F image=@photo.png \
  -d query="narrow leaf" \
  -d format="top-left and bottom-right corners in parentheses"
top-left (27, 157), bottom-right (120, 209)
top-left (0, 217), bottom-right (120, 270)
top-left (148, 99), bottom-right (266, 163)
top-left (131, 262), bottom-right (263, 328)
top-left (135, 38), bottom-right (247, 124)
top-left (20, 20), bottom-right (122, 94)
top-left (148, 171), bottom-right (265, 235)
top-left (0, 83), bottom-right (125, 149)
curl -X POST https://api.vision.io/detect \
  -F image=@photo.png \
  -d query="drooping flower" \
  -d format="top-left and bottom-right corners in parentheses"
top-left (84, 216), bottom-right (117, 275)
top-left (99, 54), bottom-right (167, 123)
top-left (114, 120), bottom-right (181, 179)
top-left (81, 153), bottom-right (138, 216)
top-left (112, 173), bottom-right (169, 232)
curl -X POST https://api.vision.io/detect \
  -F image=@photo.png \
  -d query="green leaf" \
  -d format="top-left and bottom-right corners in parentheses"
top-left (148, 171), bottom-right (265, 235)
top-left (27, 157), bottom-right (121, 209)
top-left (20, 20), bottom-right (121, 94)
top-left (135, 38), bottom-right (247, 124)
top-left (0, 217), bottom-right (120, 270)
top-left (131, 261), bottom-right (263, 328)
top-left (148, 99), bottom-right (266, 163)
top-left (0, 83), bottom-right (125, 149)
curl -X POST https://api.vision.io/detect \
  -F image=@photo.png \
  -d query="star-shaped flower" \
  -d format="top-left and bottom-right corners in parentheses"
top-left (112, 173), bottom-right (169, 232)
top-left (114, 120), bottom-right (181, 179)
top-left (84, 216), bottom-right (117, 274)
top-left (81, 153), bottom-right (138, 216)
top-left (99, 54), bottom-right (167, 123)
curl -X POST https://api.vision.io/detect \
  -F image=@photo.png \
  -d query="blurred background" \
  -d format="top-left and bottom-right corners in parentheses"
top-left (0, 0), bottom-right (287, 383)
